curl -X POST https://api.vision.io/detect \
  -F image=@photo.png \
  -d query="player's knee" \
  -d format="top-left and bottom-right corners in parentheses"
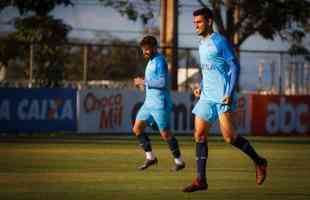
top-left (132, 126), bottom-right (141, 136)
top-left (194, 131), bottom-right (206, 143)
top-left (223, 136), bottom-right (233, 144)
top-left (132, 127), bottom-right (138, 135)
top-left (160, 131), bottom-right (172, 141)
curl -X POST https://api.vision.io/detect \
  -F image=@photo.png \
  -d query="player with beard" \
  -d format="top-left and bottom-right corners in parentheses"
top-left (182, 8), bottom-right (268, 192)
top-left (133, 35), bottom-right (185, 172)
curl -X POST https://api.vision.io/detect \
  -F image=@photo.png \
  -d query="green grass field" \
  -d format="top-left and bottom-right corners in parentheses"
top-left (0, 136), bottom-right (310, 200)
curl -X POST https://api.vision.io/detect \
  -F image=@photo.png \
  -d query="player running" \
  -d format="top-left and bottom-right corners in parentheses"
top-left (132, 35), bottom-right (185, 172)
top-left (182, 7), bottom-right (267, 192)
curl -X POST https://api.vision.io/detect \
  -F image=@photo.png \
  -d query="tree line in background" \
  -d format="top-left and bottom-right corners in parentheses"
top-left (0, 0), bottom-right (309, 87)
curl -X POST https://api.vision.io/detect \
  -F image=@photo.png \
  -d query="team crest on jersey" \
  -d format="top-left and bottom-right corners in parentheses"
top-left (201, 63), bottom-right (214, 70)
top-left (207, 43), bottom-right (218, 56)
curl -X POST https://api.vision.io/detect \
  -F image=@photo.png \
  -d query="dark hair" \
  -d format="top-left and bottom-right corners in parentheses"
top-left (193, 7), bottom-right (213, 20)
top-left (140, 35), bottom-right (158, 47)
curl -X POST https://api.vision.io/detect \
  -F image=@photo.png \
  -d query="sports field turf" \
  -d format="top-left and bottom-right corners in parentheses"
top-left (0, 136), bottom-right (309, 200)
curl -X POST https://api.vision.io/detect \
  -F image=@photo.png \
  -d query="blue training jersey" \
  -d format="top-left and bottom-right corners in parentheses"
top-left (143, 52), bottom-right (172, 110)
top-left (198, 32), bottom-right (240, 103)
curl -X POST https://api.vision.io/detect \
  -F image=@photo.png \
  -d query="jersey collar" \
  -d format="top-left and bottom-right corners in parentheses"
top-left (200, 32), bottom-right (216, 44)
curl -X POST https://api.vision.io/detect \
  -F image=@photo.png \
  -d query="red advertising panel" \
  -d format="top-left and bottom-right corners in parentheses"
top-left (250, 94), bottom-right (310, 136)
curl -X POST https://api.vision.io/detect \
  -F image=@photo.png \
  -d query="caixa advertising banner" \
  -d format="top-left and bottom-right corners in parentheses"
top-left (78, 89), bottom-right (250, 135)
top-left (0, 88), bottom-right (77, 132)
top-left (250, 94), bottom-right (309, 135)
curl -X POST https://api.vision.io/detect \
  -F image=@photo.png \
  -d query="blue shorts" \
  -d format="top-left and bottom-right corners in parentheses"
top-left (192, 99), bottom-right (237, 124)
top-left (135, 105), bottom-right (171, 131)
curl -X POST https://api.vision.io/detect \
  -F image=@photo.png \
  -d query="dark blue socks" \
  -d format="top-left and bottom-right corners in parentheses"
top-left (232, 135), bottom-right (262, 164)
top-left (167, 136), bottom-right (181, 158)
top-left (137, 133), bottom-right (152, 152)
top-left (196, 142), bottom-right (208, 180)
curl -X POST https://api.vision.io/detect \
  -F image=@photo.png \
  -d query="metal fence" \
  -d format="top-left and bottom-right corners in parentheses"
top-left (240, 50), bottom-right (310, 95)
top-left (0, 42), bottom-right (309, 95)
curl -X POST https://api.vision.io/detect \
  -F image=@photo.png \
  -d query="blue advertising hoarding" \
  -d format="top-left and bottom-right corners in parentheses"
top-left (0, 88), bottom-right (77, 132)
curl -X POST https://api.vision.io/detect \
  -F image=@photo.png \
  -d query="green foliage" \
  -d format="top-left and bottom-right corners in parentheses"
top-left (87, 39), bottom-right (146, 81)
top-left (61, 45), bottom-right (84, 81)
top-left (12, 16), bottom-right (71, 43)
top-left (98, 0), bottom-right (156, 24)
top-left (287, 29), bottom-right (310, 60)
top-left (0, 38), bottom-right (22, 66)
top-left (198, 0), bottom-right (310, 49)
top-left (0, 0), bottom-right (73, 16)
top-left (1, 0), bottom-right (73, 86)
top-left (9, 15), bottom-right (72, 87)
top-left (288, 44), bottom-right (310, 61)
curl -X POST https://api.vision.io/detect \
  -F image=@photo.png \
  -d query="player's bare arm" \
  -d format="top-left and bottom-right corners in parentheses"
top-left (193, 88), bottom-right (201, 98)
top-left (134, 77), bottom-right (145, 87)
top-left (223, 96), bottom-right (232, 105)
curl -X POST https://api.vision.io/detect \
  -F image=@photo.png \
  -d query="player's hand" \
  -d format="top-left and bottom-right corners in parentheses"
top-left (223, 96), bottom-right (232, 105)
top-left (134, 77), bottom-right (145, 87)
top-left (193, 88), bottom-right (201, 98)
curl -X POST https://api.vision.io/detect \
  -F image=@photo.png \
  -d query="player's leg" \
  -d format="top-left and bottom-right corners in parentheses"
top-left (194, 116), bottom-right (211, 185)
top-left (160, 130), bottom-right (185, 171)
top-left (183, 116), bottom-right (210, 192)
top-left (218, 110), bottom-right (267, 185)
top-left (183, 100), bottom-right (217, 192)
top-left (153, 109), bottom-right (185, 171)
top-left (133, 107), bottom-right (157, 170)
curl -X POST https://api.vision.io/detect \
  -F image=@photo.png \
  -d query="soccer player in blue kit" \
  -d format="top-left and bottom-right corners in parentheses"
top-left (182, 8), bottom-right (268, 192)
top-left (132, 35), bottom-right (185, 171)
